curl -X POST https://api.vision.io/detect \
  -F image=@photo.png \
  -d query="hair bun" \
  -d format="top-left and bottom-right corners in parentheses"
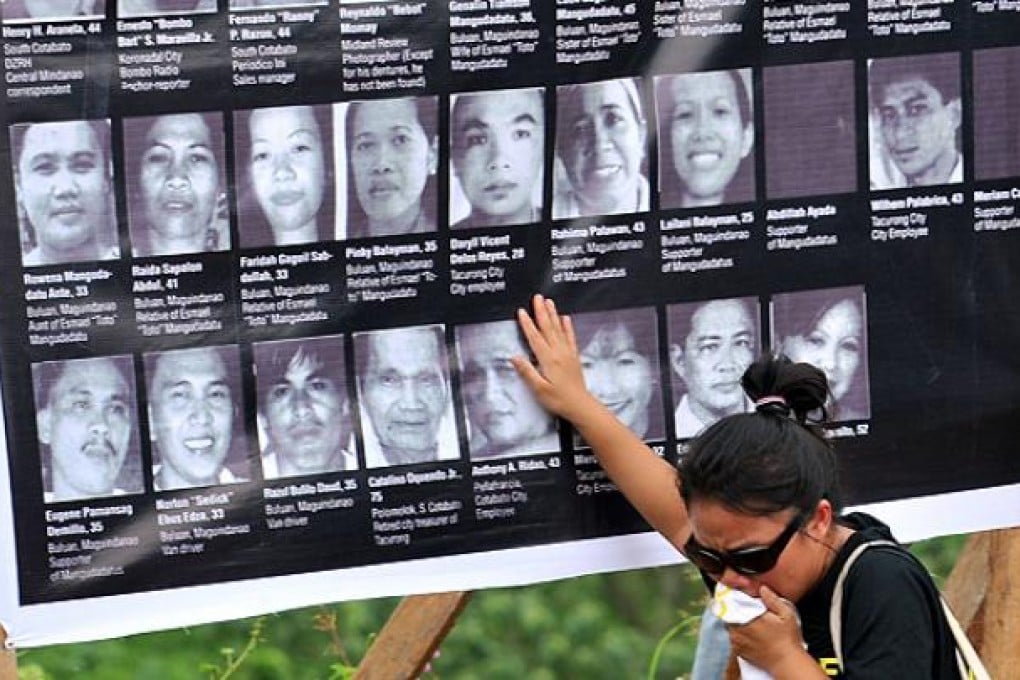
top-left (742, 353), bottom-right (828, 423)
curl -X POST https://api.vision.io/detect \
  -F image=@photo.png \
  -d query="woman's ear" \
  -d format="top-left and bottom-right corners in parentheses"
top-left (805, 498), bottom-right (834, 539)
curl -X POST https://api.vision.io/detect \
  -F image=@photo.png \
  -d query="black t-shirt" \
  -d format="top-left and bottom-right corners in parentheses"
top-left (795, 512), bottom-right (961, 678)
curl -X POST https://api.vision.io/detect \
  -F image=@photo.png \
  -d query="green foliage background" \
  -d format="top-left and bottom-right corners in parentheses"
top-left (14, 535), bottom-right (965, 679)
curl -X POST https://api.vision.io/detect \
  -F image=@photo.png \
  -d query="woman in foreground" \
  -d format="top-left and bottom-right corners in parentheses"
top-left (512, 295), bottom-right (960, 678)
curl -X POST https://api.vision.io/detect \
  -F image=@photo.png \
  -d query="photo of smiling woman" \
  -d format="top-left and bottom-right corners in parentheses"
top-left (234, 105), bottom-right (334, 248)
top-left (655, 69), bottom-right (755, 210)
top-left (341, 96), bottom-right (439, 239)
top-left (771, 286), bottom-right (871, 422)
top-left (553, 77), bottom-right (650, 220)
top-left (570, 307), bottom-right (665, 443)
top-left (124, 112), bottom-right (230, 257)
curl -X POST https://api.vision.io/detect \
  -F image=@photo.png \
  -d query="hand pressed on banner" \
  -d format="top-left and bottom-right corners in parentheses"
top-left (512, 295), bottom-right (602, 426)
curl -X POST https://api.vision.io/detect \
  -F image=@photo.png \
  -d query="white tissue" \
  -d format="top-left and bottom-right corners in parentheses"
top-left (712, 584), bottom-right (773, 680)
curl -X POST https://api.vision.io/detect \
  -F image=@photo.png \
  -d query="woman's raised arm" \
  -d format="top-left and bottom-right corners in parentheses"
top-left (512, 294), bottom-right (690, 551)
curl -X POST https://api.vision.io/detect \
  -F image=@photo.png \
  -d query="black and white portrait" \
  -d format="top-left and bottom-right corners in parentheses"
top-left (339, 97), bottom-right (439, 239)
top-left (973, 46), bottom-right (1020, 182)
top-left (571, 307), bottom-right (666, 443)
top-left (655, 69), bottom-right (755, 210)
top-left (869, 53), bottom-right (963, 190)
top-left (353, 325), bottom-right (459, 468)
top-left (450, 87), bottom-right (545, 229)
top-left (123, 112), bottom-right (230, 258)
top-left (234, 105), bottom-right (335, 248)
top-left (253, 336), bottom-right (357, 479)
top-left (553, 77), bottom-right (650, 219)
top-left (455, 320), bottom-right (558, 460)
top-left (118, 0), bottom-right (215, 18)
top-left (771, 286), bottom-right (870, 422)
top-left (32, 356), bottom-right (143, 503)
top-left (2, 0), bottom-right (104, 21)
top-left (667, 297), bottom-right (759, 440)
top-left (230, 0), bottom-right (327, 8)
top-left (763, 60), bottom-right (856, 200)
top-left (11, 120), bottom-right (119, 267)
top-left (144, 346), bottom-right (249, 491)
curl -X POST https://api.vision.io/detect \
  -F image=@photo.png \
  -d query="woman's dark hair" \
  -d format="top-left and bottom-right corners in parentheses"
top-left (572, 307), bottom-right (657, 364)
top-left (344, 97), bottom-right (438, 240)
top-left (679, 353), bottom-right (842, 517)
top-left (772, 286), bottom-right (861, 340)
top-left (233, 105), bottom-right (335, 248)
top-left (656, 70), bottom-right (755, 210)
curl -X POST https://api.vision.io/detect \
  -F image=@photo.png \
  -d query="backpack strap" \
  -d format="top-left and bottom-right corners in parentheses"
top-left (829, 538), bottom-right (991, 679)
top-left (828, 539), bottom-right (897, 670)
top-left (940, 596), bottom-right (991, 680)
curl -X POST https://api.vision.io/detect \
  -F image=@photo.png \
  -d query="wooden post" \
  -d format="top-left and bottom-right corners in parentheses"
top-left (0, 625), bottom-right (17, 680)
top-left (354, 592), bottom-right (472, 679)
top-left (943, 527), bottom-right (1020, 679)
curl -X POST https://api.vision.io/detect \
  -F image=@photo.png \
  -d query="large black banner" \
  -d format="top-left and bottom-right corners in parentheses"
top-left (2, 0), bottom-right (1019, 645)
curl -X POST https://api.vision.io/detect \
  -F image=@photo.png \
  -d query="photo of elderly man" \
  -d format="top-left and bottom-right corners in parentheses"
top-left (450, 88), bottom-right (545, 229)
top-left (354, 325), bottom-right (459, 468)
top-left (32, 356), bottom-right (142, 503)
top-left (145, 346), bottom-right (248, 491)
top-left (11, 120), bottom-right (119, 267)
top-left (667, 297), bottom-right (758, 440)
top-left (869, 53), bottom-right (963, 190)
top-left (253, 336), bottom-right (357, 479)
top-left (456, 320), bottom-right (558, 459)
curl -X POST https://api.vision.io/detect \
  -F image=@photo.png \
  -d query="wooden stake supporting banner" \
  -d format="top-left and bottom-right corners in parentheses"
top-left (0, 625), bottom-right (17, 680)
top-left (354, 592), bottom-right (472, 679)
top-left (944, 526), bottom-right (1020, 679)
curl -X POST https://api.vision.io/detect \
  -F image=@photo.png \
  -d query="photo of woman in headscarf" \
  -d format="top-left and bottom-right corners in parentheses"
top-left (553, 78), bottom-right (650, 220)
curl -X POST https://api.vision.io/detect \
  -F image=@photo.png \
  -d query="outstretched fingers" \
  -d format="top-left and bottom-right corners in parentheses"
top-left (532, 294), bottom-right (573, 349)
top-left (512, 295), bottom-right (587, 416)
top-left (516, 304), bottom-right (550, 358)
top-left (562, 311), bottom-right (578, 353)
top-left (519, 295), bottom-right (566, 355)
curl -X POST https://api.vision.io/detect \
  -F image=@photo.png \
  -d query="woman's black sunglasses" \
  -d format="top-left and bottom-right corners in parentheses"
top-left (683, 512), bottom-right (806, 577)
